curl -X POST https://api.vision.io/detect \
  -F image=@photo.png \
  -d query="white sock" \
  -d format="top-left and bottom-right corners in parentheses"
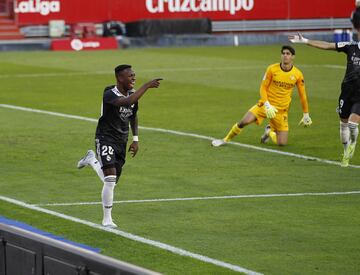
top-left (340, 121), bottom-right (350, 150)
top-left (348, 121), bottom-right (359, 145)
top-left (102, 175), bottom-right (116, 221)
top-left (88, 156), bottom-right (104, 182)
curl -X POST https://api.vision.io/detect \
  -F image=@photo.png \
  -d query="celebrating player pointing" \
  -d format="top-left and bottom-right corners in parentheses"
top-left (77, 64), bottom-right (162, 227)
top-left (289, 33), bottom-right (360, 167)
top-left (212, 45), bottom-right (311, 148)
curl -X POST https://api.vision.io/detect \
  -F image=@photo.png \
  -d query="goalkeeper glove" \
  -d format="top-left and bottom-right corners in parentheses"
top-left (289, 33), bottom-right (309, 44)
top-left (299, 113), bottom-right (312, 127)
top-left (264, 101), bottom-right (278, 119)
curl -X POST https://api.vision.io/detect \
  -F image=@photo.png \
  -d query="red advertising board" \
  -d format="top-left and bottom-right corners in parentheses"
top-left (51, 37), bottom-right (118, 51)
top-left (14, 0), bottom-right (354, 26)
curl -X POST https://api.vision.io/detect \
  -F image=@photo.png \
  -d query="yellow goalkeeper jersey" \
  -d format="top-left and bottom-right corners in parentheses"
top-left (258, 63), bottom-right (309, 113)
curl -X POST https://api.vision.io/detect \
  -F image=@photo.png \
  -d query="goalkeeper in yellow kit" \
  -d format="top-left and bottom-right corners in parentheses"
top-left (212, 45), bottom-right (312, 147)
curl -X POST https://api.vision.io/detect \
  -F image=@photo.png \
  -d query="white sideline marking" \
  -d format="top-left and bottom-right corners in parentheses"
top-left (1, 103), bottom-right (359, 169)
top-left (33, 191), bottom-right (360, 207)
top-left (0, 64), bottom-right (345, 78)
top-left (0, 195), bottom-right (262, 275)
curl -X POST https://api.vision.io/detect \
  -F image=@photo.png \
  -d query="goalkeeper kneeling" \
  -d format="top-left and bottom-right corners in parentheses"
top-left (212, 45), bottom-right (312, 147)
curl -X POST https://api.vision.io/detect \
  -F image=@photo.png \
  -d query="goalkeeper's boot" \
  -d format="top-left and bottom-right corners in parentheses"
top-left (211, 139), bottom-right (227, 147)
top-left (260, 125), bottom-right (271, 144)
top-left (102, 219), bottom-right (117, 228)
top-left (77, 150), bottom-right (96, 169)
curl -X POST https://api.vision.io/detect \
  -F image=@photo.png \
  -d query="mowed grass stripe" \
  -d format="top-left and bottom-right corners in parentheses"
top-left (0, 64), bottom-right (345, 79)
top-left (1, 103), bottom-right (359, 169)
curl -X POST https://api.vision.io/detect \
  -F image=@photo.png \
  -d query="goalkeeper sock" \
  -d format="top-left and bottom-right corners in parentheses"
top-left (348, 121), bottom-right (359, 145)
top-left (340, 121), bottom-right (350, 150)
top-left (102, 175), bottom-right (116, 221)
top-left (224, 123), bottom-right (242, 142)
top-left (269, 131), bottom-right (277, 144)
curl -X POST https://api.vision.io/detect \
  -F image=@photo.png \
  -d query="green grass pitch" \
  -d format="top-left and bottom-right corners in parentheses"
top-left (0, 45), bottom-right (360, 274)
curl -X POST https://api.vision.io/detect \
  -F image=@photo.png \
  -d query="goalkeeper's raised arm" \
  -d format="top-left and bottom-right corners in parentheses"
top-left (288, 33), bottom-right (336, 51)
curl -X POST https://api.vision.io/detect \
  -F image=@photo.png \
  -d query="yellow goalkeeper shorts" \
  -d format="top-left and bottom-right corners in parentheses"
top-left (248, 104), bottom-right (289, 132)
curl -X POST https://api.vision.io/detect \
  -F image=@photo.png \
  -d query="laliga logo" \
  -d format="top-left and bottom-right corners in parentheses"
top-left (14, 0), bottom-right (60, 16)
top-left (146, 0), bottom-right (254, 15)
top-left (70, 39), bottom-right (100, 51)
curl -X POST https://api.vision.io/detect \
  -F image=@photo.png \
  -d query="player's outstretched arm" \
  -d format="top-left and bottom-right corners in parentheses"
top-left (114, 78), bottom-right (163, 107)
top-left (289, 33), bottom-right (336, 50)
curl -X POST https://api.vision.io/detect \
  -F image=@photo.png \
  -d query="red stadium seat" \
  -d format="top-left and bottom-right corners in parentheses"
top-left (84, 24), bottom-right (96, 38)
top-left (71, 24), bottom-right (84, 38)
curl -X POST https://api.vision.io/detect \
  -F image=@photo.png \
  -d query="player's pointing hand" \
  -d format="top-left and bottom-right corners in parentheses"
top-left (146, 78), bottom-right (163, 89)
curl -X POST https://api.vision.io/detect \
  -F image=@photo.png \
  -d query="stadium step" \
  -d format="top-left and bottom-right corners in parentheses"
top-left (0, 19), bottom-right (14, 25)
top-left (0, 25), bottom-right (19, 31)
top-left (0, 16), bottom-right (23, 40)
top-left (0, 33), bottom-right (23, 39)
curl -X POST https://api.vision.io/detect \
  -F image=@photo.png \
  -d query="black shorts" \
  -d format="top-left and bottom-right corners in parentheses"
top-left (338, 81), bottom-right (360, 119)
top-left (95, 138), bottom-right (127, 174)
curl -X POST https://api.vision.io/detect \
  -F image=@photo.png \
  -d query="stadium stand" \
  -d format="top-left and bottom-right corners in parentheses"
top-left (0, 15), bottom-right (23, 40)
top-left (212, 18), bottom-right (352, 32)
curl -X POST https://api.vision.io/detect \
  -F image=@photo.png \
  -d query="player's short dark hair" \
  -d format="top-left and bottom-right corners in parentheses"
top-left (281, 45), bottom-right (295, 55)
top-left (114, 64), bottom-right (131, 76)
